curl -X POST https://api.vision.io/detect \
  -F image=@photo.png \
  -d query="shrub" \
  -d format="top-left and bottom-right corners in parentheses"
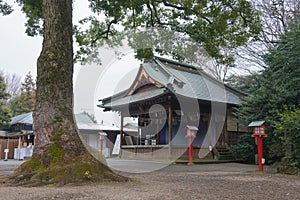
top-left (231, 134), bottom-right (256, 164)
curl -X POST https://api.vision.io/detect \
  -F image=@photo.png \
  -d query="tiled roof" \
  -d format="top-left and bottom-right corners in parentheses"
top-left (10, 112), bottom-right (120, 131)
top-left (100, 57), bottom-right (244, 110)
top-left (103, 87), bottom-right (166, 108)
top-left (11, 112), bottom-right (33, 125)
top-left (144, 58), bottom-right (241, 105)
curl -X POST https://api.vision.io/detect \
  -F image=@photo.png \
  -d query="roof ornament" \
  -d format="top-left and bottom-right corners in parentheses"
top-left (154, 58), bottom-right (185, 88)
top-left (168, 76), bottom-right (175, 84)
top-left (167, 76), bottom-right (175, 92)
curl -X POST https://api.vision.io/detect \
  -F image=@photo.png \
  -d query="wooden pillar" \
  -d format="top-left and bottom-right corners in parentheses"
top-left (224, 115), bottom-right (228, 147)
top-left (119, 114), bottom-right (124, 157)
top-left (138, 115), bottom-right (141, 145)
top-left (156, 118), bottom-right (160, 144)
top-left (208, 116), bottom-right (212, 148)
top-left (257, 137), bottom-right (264, 172)
top-left (168, 104), bottom-right (172, 156)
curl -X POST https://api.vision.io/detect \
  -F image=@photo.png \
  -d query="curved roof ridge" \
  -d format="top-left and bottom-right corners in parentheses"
top-left (153, 58), bottom-right (185, 89)
top-left (154, 56), bottom-right (198, 70)
top-left (153, 56), bottom-right (245, 96)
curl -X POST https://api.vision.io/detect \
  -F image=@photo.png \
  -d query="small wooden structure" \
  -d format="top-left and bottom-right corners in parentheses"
top-left (0, 131), bottom-right (33, 159)
top-left (249, 121), bottom-right (268, 138)
top-left (99, 57), bottom-right (247, 159)
top-left (0, 112), bottom-right (35, 159)
top-left (249, 121), bottom-right (268, 172)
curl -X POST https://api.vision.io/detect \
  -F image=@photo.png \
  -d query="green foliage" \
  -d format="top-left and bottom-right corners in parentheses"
top-left (126, 27), bottom-right (208, 63)
top-left (10, 72), bottom-right (36, 116)
top-left (135, 48), bottom-right (154, 61)
top-left (79, 0), bottom-right (262, 64)
top-left (236, 18), bottom-right (300, 125)
top-left (225, 73), bottom-right (261, 94)
top-left (275, 106), bottom-right (300, 174)
top-left (74, 16), bottom-right (124, 64)
top-left (16, 0), bottom-right (43, 36)
top-left (0, 75), bottom-right (11, 127)
top-left (0, 0), bottom-right (13, 16)
top-left (236, 18), bottom-right (300, 170)
top-left (231, 134), bottom-right (256, 164)
top-left (16, 0), bottom-right (261, 65)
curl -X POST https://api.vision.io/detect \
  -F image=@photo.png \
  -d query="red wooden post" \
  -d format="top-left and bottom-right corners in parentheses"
top-left (189, 137), bottom-right (193, 164)
top-left (257, 137), bottom-right (263, 172)
top-left (249, 121), bottom-right (268, 173)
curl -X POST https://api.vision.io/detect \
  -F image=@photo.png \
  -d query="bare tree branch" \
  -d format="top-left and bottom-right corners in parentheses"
top-left (234, 0), bottom-right (300, 71)
top-left (0, 71), bottom-right (21, 100)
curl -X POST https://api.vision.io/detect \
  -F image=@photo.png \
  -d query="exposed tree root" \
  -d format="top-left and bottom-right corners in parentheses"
top-left (6, 154), bottom-right (129, 187)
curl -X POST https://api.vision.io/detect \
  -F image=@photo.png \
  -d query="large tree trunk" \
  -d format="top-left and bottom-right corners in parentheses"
top-left (9, 0), bottom-right (126, 186)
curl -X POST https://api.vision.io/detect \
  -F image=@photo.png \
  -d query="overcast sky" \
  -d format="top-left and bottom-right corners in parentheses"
top-left (0, 1), bottom-right (141, 125)
top-left (0, 3), bottom-right (41, 78)
top-left (0, 1), bottom-right (92, 78)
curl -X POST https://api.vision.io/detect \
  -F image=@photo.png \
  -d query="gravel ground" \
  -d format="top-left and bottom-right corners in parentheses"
top-left (0, 160), bottom-right (299, 200)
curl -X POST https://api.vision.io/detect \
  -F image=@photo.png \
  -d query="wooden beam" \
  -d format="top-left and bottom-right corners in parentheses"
top-left (224, 115), bottom-right (228, 147)
top-left (138, 115), bottom-right (141, 145)
top-left (168, 103), bottom-right (172, 156)
top-left (120, 114), bottom-right (124, 157)
top-left (156, 119), bottom-right (160, 144)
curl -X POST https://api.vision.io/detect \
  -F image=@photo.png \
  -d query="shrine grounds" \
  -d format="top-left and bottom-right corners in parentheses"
top-left (0, 159), bottom-right (299, 200)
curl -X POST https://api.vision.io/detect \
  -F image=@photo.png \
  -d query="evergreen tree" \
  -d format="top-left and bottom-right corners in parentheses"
top-left (10, 72), bottom-right (36, 116)
top-left (0, 75), bottom-right (11, 128)
top-left (236, 18), bottom-right (300, 166)
top-left (237, 18), bottom-right (300, 124)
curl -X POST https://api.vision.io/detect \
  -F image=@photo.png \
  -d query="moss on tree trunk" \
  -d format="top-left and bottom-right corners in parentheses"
top-left (8, 0), bottom-right (127, 186)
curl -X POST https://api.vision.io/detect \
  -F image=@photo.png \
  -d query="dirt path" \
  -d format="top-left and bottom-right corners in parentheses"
top-left (0, 160), bottom-right (299, 200)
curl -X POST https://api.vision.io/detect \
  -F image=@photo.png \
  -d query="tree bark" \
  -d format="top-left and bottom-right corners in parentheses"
top-left (9, 0), bottom-right (126, 186)
top-left (34, 0), bottom-right (82, 164)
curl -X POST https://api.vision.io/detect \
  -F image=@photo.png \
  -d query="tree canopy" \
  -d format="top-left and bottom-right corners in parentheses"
top-left (16, 0), bottom-right (261, 66)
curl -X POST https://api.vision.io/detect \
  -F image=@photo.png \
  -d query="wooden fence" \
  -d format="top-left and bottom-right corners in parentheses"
top-left (0, 139), bottom-right (19, 159)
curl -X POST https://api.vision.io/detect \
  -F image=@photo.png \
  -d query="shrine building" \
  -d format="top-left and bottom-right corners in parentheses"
top-left (99, 57), bottom-right (246, 160)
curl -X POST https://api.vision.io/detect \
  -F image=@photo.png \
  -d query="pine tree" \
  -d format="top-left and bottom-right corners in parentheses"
top-left (0, 75), bottom-right (11, 128)
top-left (10, 72), bottom-right (36, 116)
